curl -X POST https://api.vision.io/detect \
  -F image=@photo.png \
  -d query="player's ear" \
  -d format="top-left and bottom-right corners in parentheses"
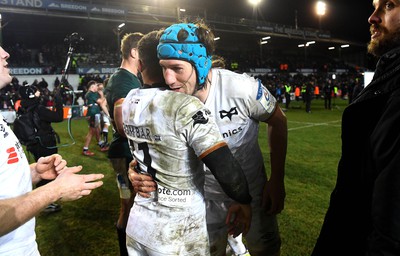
top-left (130, 48), bottom-right (138, 59)
top-left (138, 59), bottom-right (144, 73)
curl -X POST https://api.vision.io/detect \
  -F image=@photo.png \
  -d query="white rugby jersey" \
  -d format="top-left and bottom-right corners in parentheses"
top-left (122, 88), bottom-right (226, 254)
top-left (0, 114), bottom-right (37, 255)
top-left (204, 68), bottom-right (277, 200)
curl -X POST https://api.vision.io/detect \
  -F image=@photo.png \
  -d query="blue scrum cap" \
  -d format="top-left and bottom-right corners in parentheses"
top-left (157, 23), bottom-right (212, 86)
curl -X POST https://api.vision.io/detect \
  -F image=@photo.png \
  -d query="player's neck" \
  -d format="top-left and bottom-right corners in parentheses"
top-left (120, 58), bottom-right (139, 77)
top-left (194, 71), bottom-right (212, 103)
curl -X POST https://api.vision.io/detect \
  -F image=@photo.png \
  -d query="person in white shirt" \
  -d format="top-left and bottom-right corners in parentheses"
top-left (0, 46), bottom-right (104, 256)
top-left (131, 22), bottom-right (288, 256)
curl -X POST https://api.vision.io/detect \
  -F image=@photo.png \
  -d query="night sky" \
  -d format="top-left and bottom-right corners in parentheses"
top-left (198, 0), bottom-right (373, 43)
top-left (1, 0), bottom-right (374, 48)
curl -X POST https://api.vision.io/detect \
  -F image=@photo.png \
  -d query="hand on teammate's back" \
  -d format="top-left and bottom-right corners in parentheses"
top-left (128, 160), bottom-right (157, 197)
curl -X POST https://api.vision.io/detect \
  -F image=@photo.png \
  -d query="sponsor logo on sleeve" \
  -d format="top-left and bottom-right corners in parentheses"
top-left (192, 110), bottom-right (209, 127)
top-left (257, 79), bottom-right (275, 111)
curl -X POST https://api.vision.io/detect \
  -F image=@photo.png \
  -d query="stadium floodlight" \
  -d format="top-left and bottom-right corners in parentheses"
top-left (315, 1), bottom-right (327, 29)
top-left (328, 46), bottom-right (335, 50)
top-left (116, 22), bottom-right (126, 58)
top-left (179, 8), bottom-right (186, 12)
top-left (299, 41), bottom-right (315, 48)
top-left (341, 44), bottom-right (350, 48)
top-left (316, 1), bottom-right (326, 16)
top-left (259, 35), bottom-right (269, 59)
top-left (117, 23), bottom-right (125, 30)
top-left (214, 37), bottom-right (220, 41)
top-left (306, 41), bottom-right (315, 46)
top-left (248, 0), bottom-right (261, 6)
top-left (260, 36), bottom-right (270, 45)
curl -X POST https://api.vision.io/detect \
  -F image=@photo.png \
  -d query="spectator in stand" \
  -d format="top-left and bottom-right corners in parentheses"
top-left (284, 83), bottom-right (291, 109)
top-left (54, 76), bottom-right (60, 88)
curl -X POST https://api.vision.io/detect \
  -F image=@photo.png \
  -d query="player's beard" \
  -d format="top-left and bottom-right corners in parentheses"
top-left (368, 25), bottom-right (400, 57)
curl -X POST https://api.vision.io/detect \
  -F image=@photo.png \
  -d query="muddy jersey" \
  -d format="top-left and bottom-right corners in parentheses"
top-left (0, 114), bottom-right (37, 255)
top-left (123, 88), bottom-right (226, 254)
top-left (204, 68), bottom-right (277, 200)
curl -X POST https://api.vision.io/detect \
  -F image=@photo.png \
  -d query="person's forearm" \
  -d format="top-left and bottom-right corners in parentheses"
top-left (268, 126), bottom-right (287, 181)
top-left (0, 183), bottom-right (60, 236)
top-left (114, 99), bottom-right (125, 137)
top-left (267, 107), bottom-right (287, 181)
top-left (202, 145), bottom-right (252, 205)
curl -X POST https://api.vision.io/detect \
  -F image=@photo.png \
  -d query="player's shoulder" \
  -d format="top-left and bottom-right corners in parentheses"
top-left (212, 68), bottom-right (259, 96)
top-left (155, 91), bottom-right (204, 116)
top-left (213, 68), bottom-right (257, 83)
top-left (159, 90), bottom-right (201, 104)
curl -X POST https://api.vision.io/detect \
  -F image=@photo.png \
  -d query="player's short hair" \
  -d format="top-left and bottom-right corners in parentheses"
top-left (137, 30), bottom-right (164, 81)
top-left (121, 32), bottom-right (144, 60)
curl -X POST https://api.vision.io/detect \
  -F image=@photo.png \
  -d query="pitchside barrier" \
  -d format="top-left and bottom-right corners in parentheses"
top-left (1, 106), bottom-right (88, 124)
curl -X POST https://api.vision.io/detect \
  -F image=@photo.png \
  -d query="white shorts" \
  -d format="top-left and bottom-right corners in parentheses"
top-left (126, 202), bottom-right (210, 256)
top-left (109, 158), bottom-right (132, 199)
top-left (102, 113), bottom-right (110, 126)
top-left (95, 113), bottom-right (101, 127)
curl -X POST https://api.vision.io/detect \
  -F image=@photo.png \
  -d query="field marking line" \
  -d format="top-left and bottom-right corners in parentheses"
top-left (288, 120), bottom-right (341, 131)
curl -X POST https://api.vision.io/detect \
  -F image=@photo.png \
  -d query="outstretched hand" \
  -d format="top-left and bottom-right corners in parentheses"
top-left (52, 166), bottom-right (104, 201)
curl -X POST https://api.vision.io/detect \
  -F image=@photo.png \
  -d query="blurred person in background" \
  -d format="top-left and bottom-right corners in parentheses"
top-left (82, 80), bottom-right (109, 156)
top-left (312, 1), bottom-right (400, 255)
top-left (97, 82), bottom-right (110, 150)
top-left (0, 45), bottom-right (104, 256)
top-left (18, 83), bottom-right (64, 213)
top-left (304, 80), bottom-right (314, 113)
top-left (323, 79), bottom-right (333, 110)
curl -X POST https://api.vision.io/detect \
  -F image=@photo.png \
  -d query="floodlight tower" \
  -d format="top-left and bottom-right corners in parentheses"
top-left (116, 22), bottom-right (125, 56)
top-left (315, 1), bottom-right (327, 30)
top-left (248, 0), bottom-right (262, 22)
top-left (248, 0), bottom-right (261, 5)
